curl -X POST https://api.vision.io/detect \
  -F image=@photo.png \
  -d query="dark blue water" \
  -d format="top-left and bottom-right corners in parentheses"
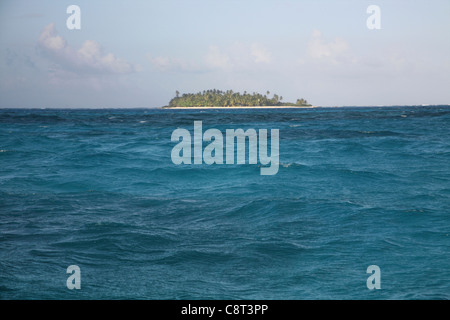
top-left (1, 106), bottom-right (449, 299)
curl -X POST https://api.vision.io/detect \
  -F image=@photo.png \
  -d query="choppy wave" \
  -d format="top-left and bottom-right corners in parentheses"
top-left (0, 106), bottom-right (449, 299)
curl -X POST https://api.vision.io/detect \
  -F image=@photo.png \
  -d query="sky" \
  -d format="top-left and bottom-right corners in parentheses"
top-left (0, 0), bottom-right (449, 108)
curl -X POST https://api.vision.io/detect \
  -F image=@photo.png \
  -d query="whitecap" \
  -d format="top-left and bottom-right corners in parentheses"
top-left (280, 162), bottom-right (304, 168)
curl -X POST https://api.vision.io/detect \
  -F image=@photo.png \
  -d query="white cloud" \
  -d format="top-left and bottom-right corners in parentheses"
top-left (301, 29), bottom-right (424, 78)
top-left (37, 23), bottom-right (136, 75)
top-left (146, 55), bottom-right (171, 71)
top-left (306, 29), bottom-right (350, 64)
top-left (146, 54), bottom-right (202, 73)
top-left (205, 45), bottom-right (232, 70)
top-left (205, 42), bottom-right (271, 71)
top-left (251, 43), bottom-right (271, 63)
top-left (39, 24), bottom-right (66, 50)
top-left (146, 42), bottom-right (271, 73)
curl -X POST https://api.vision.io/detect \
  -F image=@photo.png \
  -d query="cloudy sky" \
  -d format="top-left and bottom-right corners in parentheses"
top-left (0, 0), bottom-right (449, 108)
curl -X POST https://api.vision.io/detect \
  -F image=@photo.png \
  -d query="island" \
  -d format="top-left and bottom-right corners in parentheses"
top-left (162, 90), bottom-right (313, 109)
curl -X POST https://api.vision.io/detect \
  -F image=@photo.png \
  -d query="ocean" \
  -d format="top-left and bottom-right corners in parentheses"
top-left (0, 106), bottom-right (449, 299)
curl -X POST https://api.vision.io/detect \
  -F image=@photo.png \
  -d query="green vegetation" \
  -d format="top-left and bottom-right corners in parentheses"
top-left (166, 89), bottom-right (311, 108)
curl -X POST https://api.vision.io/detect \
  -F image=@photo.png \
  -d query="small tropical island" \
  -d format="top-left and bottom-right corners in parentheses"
top-left (162, 89), bottom-right (313, 109)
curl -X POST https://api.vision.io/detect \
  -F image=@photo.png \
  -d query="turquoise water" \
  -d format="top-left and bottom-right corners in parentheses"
top-left (0, 106), bottom-right (449, 299)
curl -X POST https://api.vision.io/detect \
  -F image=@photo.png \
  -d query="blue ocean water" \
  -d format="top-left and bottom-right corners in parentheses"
top-left (0, 106), bottom-right (449, 300)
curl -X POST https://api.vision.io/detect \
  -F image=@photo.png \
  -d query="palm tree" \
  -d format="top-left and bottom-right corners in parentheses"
top-left (167, 89), bottom-right (308, 107)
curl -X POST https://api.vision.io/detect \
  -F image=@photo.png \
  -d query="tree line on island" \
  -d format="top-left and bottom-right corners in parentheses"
top-left (166, 89), bottom-right (311, 108)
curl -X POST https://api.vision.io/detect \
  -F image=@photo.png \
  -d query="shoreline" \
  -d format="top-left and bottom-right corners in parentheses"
top-left (162, 105), bottom-right (316, 109)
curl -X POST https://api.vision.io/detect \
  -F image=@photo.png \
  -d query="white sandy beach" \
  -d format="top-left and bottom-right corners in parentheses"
top-left (164, 106), bottom-right (317, 109)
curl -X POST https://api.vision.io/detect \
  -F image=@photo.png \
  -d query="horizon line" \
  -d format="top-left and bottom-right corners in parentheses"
top-left (1, 104), bottom-right (450, 110)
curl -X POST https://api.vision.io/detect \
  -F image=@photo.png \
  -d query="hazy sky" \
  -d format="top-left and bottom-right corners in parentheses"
top-left (1, 0), bottom-right (449, 107)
